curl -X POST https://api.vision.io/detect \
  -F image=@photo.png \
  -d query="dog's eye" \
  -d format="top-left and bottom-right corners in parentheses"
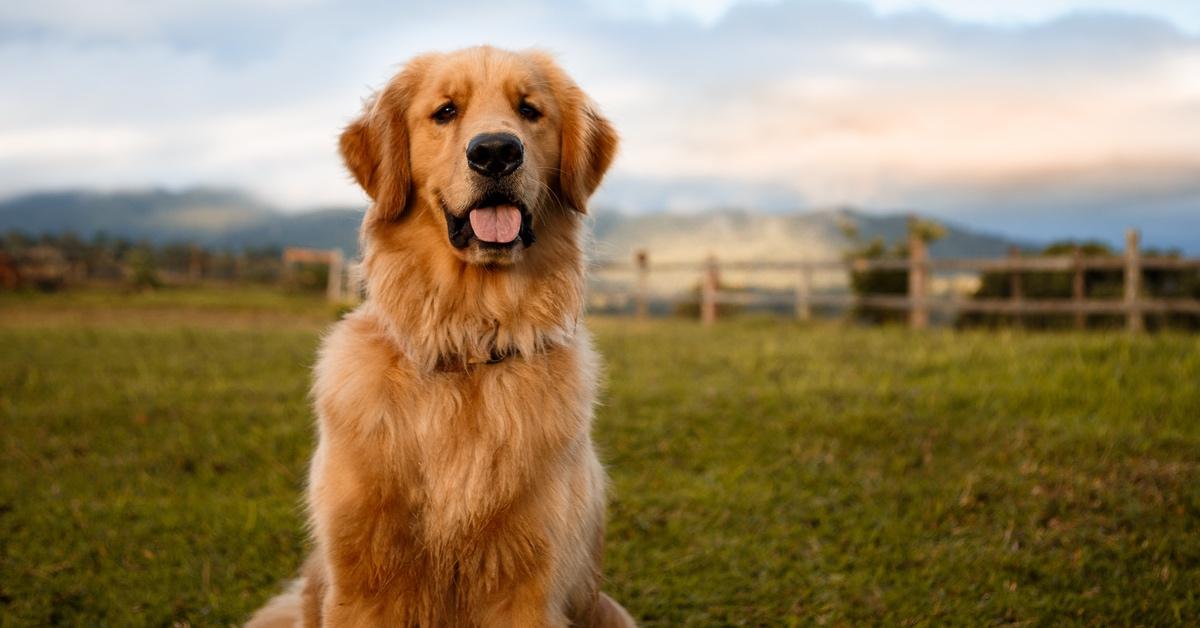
top-left (518, 102), bottom-right (542, 122)
top-left (432, 102), bottom-right (457, 124)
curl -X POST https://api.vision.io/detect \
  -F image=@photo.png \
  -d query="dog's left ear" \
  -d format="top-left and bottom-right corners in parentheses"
top-left (550, 65), bottom-right (618, 214)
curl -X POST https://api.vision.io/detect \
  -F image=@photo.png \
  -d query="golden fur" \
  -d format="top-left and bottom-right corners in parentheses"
top-left (247, 47), bottom-right (632, 627)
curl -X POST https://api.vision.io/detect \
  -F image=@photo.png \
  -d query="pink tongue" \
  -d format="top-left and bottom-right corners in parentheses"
top-left (469, 205), bottom-right (522, 243)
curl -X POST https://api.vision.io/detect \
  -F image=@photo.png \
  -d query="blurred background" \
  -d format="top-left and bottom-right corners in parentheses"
top-left (1, 1), bottom-right (1198, 626)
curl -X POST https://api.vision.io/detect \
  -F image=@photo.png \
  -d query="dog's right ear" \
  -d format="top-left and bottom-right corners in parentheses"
top-left (340, 77), bottom-right (414, 225)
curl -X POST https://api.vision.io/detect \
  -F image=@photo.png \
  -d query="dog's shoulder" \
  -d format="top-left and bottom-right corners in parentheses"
top-left (312, 307), bottom-right (415, 425)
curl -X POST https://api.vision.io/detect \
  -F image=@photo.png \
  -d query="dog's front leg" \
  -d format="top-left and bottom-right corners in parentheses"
top-left (477, 573), bottom-right (568, 628)
top-left (319, 593), bottom-right (382, 628)
top-left (307, 436), bottom-right (420, 627)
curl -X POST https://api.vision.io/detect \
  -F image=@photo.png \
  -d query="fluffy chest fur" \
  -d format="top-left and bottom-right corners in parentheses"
top-left (315, 308), bottom-right (597, 510)
top-left (306, 308), bottom-right (603, 620)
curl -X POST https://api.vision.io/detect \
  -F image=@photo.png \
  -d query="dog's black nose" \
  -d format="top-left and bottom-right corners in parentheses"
top-left (467, 133), bottom-right (524, 178)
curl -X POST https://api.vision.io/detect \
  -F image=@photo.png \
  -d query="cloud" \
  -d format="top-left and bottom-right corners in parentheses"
top-left (864, 0), bottom-right (1200, 33)
top-left (0, 0), bottom-right (1198, 248)
top-left (588, 4), bottom-right (1199, 200)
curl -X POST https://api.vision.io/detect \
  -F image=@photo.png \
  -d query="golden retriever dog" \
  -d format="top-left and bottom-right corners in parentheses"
top-left (247, 46), bottom-right (634, 627)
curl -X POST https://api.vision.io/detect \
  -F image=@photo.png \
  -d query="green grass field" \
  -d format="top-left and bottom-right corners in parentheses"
top-left (2, 288), bottom-right (1198, 626)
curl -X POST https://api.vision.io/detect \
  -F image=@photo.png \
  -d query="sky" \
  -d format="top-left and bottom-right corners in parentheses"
top-left (1, 0), bottom-right (1199, 248)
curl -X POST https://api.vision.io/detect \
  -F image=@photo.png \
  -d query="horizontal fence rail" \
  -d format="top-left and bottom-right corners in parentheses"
top-left (592, 255), bottom-right (1200, 274)
top-left (591, 228), bottom-right (1200, 332)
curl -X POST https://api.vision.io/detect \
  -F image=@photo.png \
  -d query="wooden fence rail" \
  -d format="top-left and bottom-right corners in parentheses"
top-left (282, 247), bottom-right (347, 301)
top-left (595, 228), bottom-right (1200, 332)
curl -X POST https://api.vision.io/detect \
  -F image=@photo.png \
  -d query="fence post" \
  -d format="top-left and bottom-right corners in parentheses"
top-left (188, 245), bottom-right (203, 284)
top-left (635, 250), bottom-right (649, 320)
top-left (795, 264), bottom-right (812, 322)
top-left (1008, 245), bottom-right (1023, 328)
top-left (281, 249), bottom-right (294, 286)
top-left (849, 257), bottom-right (866, 323)
top-left (701, 255), bottom-right (719, 326)
top-left (908, 233), bottom-right (929, 330)
top-left (327, 250), bottom-right (345, 302)
top-left (1072, 245), bottom-right (1085, 330)
top-left (1125, 228), bottom-right (1143, 333)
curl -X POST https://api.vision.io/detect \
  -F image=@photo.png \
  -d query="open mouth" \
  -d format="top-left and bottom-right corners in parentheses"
top-left (444, 193), bottom-right (535, 250)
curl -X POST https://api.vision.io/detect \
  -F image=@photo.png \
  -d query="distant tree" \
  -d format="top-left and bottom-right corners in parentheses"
top-left (845, 216), bottom-right (945, 324)
top-left (240, 246), bottom-right (285, 285)
top-left (958, 240), bottom-right (1199, 330)
top-left (909, 218), bottom-right (946, 244)
top-left (125, 246), bottom-right (161, 290)
top-left (0, 231), bottom-right (298, 290)
top-left (2, 230), bottom-right (34, 250)
top-left (157, 242), bottom-right (198, 276)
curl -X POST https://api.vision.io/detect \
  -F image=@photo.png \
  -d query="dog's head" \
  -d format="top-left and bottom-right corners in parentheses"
top-left (341, 47), bottom-right (617, 267)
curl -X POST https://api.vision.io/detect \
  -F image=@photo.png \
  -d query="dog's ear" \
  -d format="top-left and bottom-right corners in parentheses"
top-left (546, 60), bottom-right (618, 214)
top-left (340, 73), bottom-right (416, 225)
top-left (339, 114), bottom-right (382, 200)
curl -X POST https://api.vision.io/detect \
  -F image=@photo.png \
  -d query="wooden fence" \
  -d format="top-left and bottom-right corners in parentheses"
top-left (594, 229), bottom-right (1200, 331)
top-left (282, 247), bottom-right (347, 301)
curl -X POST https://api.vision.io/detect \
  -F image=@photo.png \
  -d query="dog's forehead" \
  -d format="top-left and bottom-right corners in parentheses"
top-left (419, 50), bottom-right (549, 103)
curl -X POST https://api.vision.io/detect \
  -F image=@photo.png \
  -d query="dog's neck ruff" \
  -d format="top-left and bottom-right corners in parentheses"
top-left (413, 326), bottom-right (574, 374)
top-left (361, 206), bottom-right (587, 375)
top-left (433, 346), bottom-right (517, 373)
top-left (364, 296), bottom-right (580, 375)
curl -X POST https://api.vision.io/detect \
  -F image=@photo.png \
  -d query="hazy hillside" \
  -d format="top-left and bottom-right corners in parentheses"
top-left (216, 208), bottom-right (362, 254)
top-left (0, 189), bottom-right (1027, 262)
top-left (0, 189), bottom-right (275, 243)
top-left (589, 207), bottom-right (1027, 264)
top-left (0, 189), bottom-right (361, 252)
top-left (585, 207), bottom-right (1032, 293)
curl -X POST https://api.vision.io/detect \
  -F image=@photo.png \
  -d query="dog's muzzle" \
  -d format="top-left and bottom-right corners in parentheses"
top-left (443, 194), bottom-right (536, 249)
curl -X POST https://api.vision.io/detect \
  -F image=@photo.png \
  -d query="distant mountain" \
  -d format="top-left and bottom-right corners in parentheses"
top-left (588, 207), bottom-right (1031, 264)
top-left (214, 208), bottom-right (362, 254)
top-left (0, 188), bottom-right (275, 242)
top-left (0, 189), bottom-right (362, 253)
top-left (0, 189), bottom-right (1029, 261)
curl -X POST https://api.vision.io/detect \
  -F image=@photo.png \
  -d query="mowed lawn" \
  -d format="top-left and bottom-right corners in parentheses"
top-left (1, 289), bottom-right (1198, 626)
